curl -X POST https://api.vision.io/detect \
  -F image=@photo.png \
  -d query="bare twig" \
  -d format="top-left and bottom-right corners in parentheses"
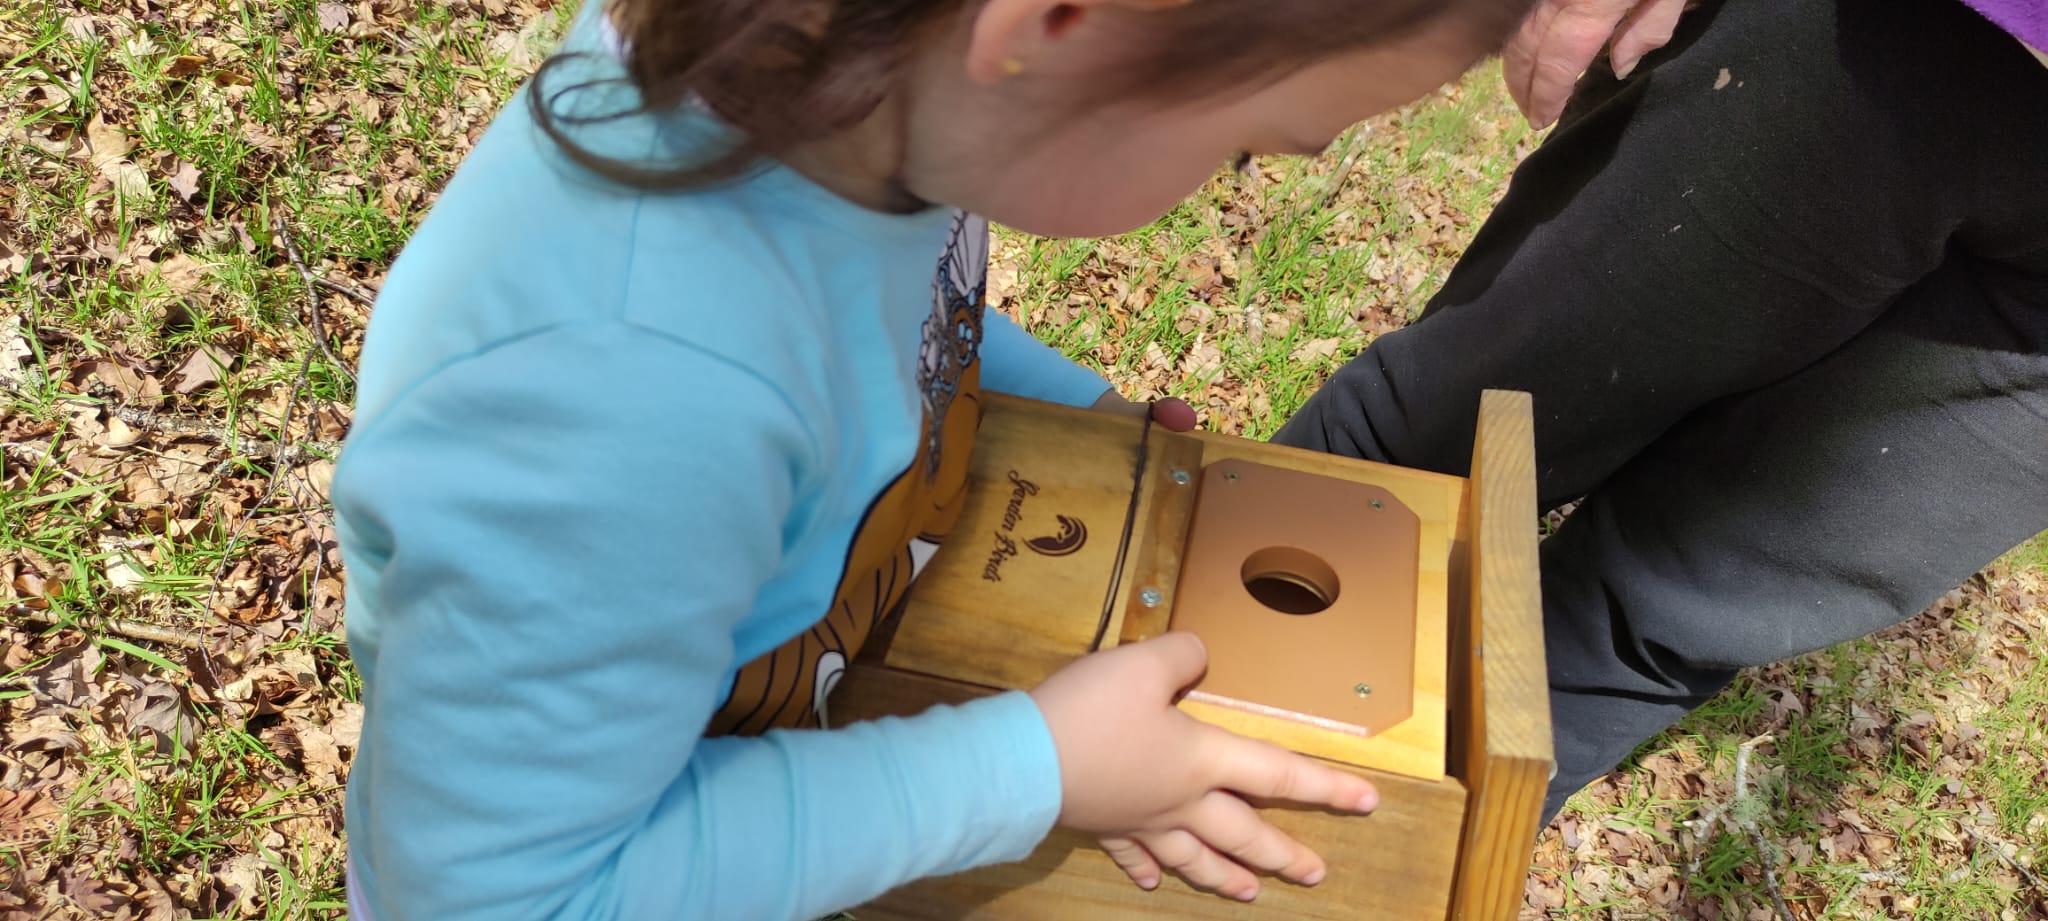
top-left (1729, 736), bottom-right (1795, 921)
top-left (1683, 735), bottom-right (1795, 920)
top-left (271, 211), bottom-right (363, 387)
top-left (1746, 826), bottom-right (1796, 921)
top-left (200, 350), bottom-right (311, 658)
top-left (7, 333), bottom-right (334, 468)
top-left (1315, 126), bottom-right (1374, 210)
top-left (309, 274), bottom-right (379, 308)
top-left (8, 603), bottom-right (204, 650)
top-left (0, 364), bottom-right (41, 399)
top-left (3, 441), bottom-right (89, 485)
top-left (112, 404), bottom-right (338, 465)
top-left (1970, 828), bottom-right (2048, 902)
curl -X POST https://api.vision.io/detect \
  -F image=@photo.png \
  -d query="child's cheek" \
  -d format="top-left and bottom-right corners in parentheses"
top-left (992, 130), bottom-right (1234, 239)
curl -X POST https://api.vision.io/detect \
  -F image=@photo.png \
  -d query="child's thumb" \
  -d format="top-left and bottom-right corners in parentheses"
top-left (1132, 631), bottom-right (1209, 694)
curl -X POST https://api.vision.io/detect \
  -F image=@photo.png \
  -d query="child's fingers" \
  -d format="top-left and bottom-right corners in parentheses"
top-left (1114, 630), bottom-right (1209, 696)
top-left (1099, 835), bottom-right (1162, 890)
top-left (1184, 790), bottom-right (1325, 886)
top-left (1148, 398), bottom-right (1199, 432)
top-left (1203, 728), bottom-right (1379, 814)
top-left (1138, 828), bottom-right (1261, 902)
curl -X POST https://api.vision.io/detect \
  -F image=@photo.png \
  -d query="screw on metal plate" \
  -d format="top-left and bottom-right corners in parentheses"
top-left (1353, 683), bottom-right (1373, 698)
top-left (1370, 498), bottom-right (1383, 510)
top-left (1139, 587), bottom-right (1164, 608)
top-left (1223, 469), bottom-right (1239, 481)
top-left (1171, 469), bottom-right (1192, 486)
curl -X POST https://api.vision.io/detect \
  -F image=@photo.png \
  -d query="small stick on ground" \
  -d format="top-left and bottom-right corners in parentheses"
top-left (3, 441), bottom-right (89, 485)
top-left (9, 603), bottom-right (204, 650)
top-left (1684, 734), bottom-right (1796, 921)
top-left (272, 211), bottom-right (365, 386)
top-left (1969, 828), bottom-right (2048, 902)
top-left (1316, 126), bottom-right (1375, 210)
top-left (1746, 825), bottom-right (1796, 921)
top-left (1723, 735), bottom-right (1797, 921)
top-left (112, 404), bottom-right (338, 465)
top-left (196, 349), bottom-right (313, 687)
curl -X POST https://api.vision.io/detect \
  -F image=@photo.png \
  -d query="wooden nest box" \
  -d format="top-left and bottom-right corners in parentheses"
top-left (834, 390), bottom-right (1552, 921)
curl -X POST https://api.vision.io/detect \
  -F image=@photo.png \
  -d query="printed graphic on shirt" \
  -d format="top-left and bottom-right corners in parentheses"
top-left (707, 213), bottom-right (988, 735)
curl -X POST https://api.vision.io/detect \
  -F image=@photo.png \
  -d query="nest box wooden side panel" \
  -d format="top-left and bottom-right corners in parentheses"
top-left (883, 400), bottom-right (1165, 690)
top-left (833, 665), bottom-right (1468, 921)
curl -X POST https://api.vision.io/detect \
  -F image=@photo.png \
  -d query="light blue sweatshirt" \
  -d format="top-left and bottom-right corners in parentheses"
top-left (333, 10), bottom-right (1107, 919)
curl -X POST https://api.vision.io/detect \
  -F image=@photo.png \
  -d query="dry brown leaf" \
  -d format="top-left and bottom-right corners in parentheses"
top-left (149, 444), bottom-right (214, 499)
top-left (62, 869), bottom-right (135, 915)
top-left (328, 700), bottom-right (364, 749)
top-left (133, 873), bottom-right (177, 921)
top-left (124, 679), bottom-right (203, 755)
top-left (0, 789), bottom-right (62, 829)
top-left (1, 313), bottom-right (32, 379)
top-left (295, 721), bottom-right (345, 783)
top-left (167, 161), bottom-right (202, 202)
top-left (316, 1), bottom-right (351, 31)
top-left (222, 665), bottom-right (305, 711)
top-left (166, 54), bottom-right (207, 79)
top-left (77, 356), bottom-right (152, 400)
top-left (86, 114), bottom-right (152, 204)
top-left (215, 853), bottom-right (267, 915)
top-left (99, 414), bottom-right (144, 449)
top-left (171, 342), bottom-right (235, 394)
top-left (125, 466), bottom-right (170, 506)
top-left (1523, 872), bottom-right (1564, 910)
top-left (0, 241), bottom-right (25, 281)
top-left (84, 113), bottom-right (131, 166)
top-left (276, 647), bottom-right (319, 689)
top-left (61, 401), bottom-right (107, 446)
top-left (101, 544), bottom-right (148, 595)
top-left (5, 713), bottom-right (83, 753)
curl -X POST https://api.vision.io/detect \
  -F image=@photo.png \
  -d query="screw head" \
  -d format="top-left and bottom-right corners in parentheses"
top-left (1170, 468), bottom-right (1192, 486)
top-left (1353, 683), bottom-right (1372, 698)
top-left (1370, 498), bottom-right (1383, 510)
top-left (1224, 469), bottom-right (1239, 481)
top-left (1139, 587), bottom-right (1164, 608)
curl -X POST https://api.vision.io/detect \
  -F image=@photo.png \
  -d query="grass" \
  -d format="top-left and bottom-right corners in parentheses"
top-left (4, 0), bottom-right (2046, 918)
top-left (994, 76), bottom-right (1535, 440)
top-left (1530, 545), bottom-right (2048, 919)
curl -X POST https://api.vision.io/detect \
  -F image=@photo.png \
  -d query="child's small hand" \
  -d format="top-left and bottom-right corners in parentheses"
top-left (1090, 389), bottom-right (1200, 432)
top-left (1028, 632), bottom-right (1379, 902)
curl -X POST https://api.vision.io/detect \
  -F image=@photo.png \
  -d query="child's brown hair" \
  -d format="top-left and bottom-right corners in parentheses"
top-left (535, 0), bottom-right (1538, 190)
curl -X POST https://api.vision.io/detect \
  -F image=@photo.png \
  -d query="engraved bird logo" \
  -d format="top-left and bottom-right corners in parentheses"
top-left (1025, 515), bottom-right (1088, 557)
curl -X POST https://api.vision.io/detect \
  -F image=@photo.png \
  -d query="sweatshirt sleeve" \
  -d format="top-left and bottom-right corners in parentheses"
top-left (978, 309), bottom-right (1111, 407)
top-left (335, 321), bottom-right (1062, 921)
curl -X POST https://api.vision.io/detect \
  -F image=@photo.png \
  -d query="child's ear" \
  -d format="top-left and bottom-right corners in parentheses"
top-left (964, 0), bottom-right (1192, 85)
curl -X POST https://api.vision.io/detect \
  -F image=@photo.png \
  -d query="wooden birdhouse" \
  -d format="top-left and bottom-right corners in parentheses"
top-left (832, 389), bottom-right (1552, 921)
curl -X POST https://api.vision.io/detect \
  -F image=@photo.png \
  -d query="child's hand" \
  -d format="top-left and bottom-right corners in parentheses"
top-left (1028, 632), bottom-right (1379, 902)
top-left (1090, 389), bottom-right (1200, 432)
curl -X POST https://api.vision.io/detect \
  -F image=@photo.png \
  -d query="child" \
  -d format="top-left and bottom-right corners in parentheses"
top-left (333, 0), bottom-right (1534, 917)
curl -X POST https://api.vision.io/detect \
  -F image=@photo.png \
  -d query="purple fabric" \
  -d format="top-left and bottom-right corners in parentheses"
top-left (1961, 0), bottom-right (2048, 50)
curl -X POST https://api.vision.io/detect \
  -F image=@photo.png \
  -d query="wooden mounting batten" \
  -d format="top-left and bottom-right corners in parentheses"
top-left (1449, 390), bottom-right (1553, 921)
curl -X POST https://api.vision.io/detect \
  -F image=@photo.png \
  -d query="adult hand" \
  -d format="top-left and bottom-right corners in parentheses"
top-left (1029, 633), bottom-right (1380, 901)
top-left (1503, 0), bottom-right (1688, 128)
top-left (1091, 388), bottom-right (1200, 432)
